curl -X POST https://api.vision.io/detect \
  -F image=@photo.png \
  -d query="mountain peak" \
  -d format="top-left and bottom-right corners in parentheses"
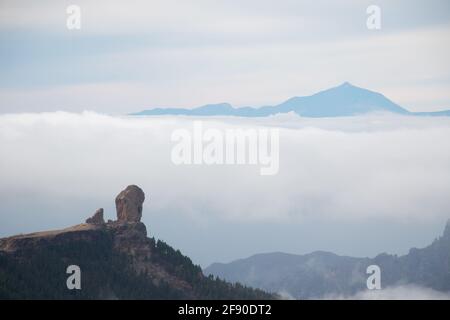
top-left (444, 219), bottom-right (450, 237)
top-left (331, 82), bottom-right (362, 92)
top-left (339, 81), bottom-right (353, 88)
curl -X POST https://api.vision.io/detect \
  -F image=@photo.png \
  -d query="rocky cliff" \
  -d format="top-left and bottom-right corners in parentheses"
top-left (0, 185), bottom-right (273, 300)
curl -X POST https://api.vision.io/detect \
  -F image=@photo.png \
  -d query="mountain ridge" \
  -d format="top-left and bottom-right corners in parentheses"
top-left (132, 82), bottom-right (450, 118)
top-left (204, 220), bottom-right (450, 299)
top-left (0, 185), bottom-right (274, 300)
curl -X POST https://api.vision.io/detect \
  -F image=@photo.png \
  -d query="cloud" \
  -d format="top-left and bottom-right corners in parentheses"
top-left (0, 112), bottom-right (450, 227)
top-left (324, 285), bottom-right (450, 300)
top-left (1, 111), bottom-right (450, 264)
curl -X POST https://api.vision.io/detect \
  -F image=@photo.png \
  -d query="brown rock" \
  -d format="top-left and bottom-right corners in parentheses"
top-left (115, 185), bottom-right (145, 223)
top-left (85, 208), bottom-right (105, 224)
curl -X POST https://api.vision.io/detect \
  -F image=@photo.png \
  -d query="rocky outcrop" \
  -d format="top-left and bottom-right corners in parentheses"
top-left (85, 208), bottom-right (105, 225)
top-left (111, 220), bottom-right (150, 260)
top-left (111, 186), bottom-right (149, 259)
top-left (0, 185), bottom-right (274, 299)
top-left (0, 185), bottom-right (172, 295)
top-left (115, 185), bottom-right (145, 223)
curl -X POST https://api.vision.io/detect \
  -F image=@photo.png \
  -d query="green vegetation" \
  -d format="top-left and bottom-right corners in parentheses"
top-left (152, 239), bottom-right (273, 299)
top-left (0, 231), bottom-right (274, 299)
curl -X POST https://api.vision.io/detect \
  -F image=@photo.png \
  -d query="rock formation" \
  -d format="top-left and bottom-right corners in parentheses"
top-left (85, 208), bottom-right (105, 225)
top-left (0, 184), bottom-right (274, 299)
top-left (115, 185), bottom-right (145, 223)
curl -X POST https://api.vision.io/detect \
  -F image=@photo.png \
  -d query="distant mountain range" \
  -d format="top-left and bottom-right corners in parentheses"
top-left (132, 82), bottom-right (450, 118)
top-left (204, 220), bottom-right (450, 299)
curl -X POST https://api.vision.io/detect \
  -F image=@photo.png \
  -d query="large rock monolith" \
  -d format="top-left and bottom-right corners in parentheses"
top-left (115, 185), bottom-right (145, 223)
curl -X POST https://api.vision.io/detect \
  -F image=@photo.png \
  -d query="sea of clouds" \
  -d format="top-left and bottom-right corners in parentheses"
top-left (1, 111), bottom-right (449, 221)
top-left (0, 111), bottom-right (449, 264)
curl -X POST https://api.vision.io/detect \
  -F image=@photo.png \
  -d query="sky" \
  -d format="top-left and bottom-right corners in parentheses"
top-left (0, 0), bottom-right (450, 113)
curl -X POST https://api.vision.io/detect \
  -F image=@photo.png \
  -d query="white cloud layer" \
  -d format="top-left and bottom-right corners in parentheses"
top-left (325, 285), bottom-right (450, 300)
top-left (1, 112), bottom-right (449, 226)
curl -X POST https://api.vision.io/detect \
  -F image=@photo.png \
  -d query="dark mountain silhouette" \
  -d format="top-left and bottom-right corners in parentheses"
top-left (132, 83), bottom-right (450, 118)
top-left (204, 220), bottom-right (450, 299)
